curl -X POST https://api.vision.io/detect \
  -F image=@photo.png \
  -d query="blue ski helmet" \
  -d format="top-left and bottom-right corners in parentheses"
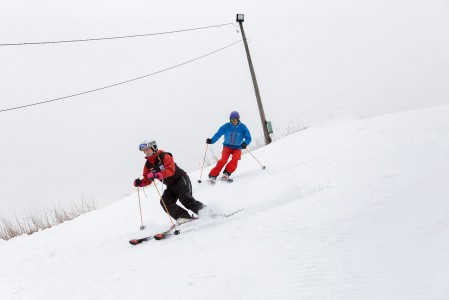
top-left (229, 111), bottom-right (240, 120)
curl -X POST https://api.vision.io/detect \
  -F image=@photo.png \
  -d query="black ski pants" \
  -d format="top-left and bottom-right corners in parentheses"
top-left (161, 175), bottom-right (204, 220)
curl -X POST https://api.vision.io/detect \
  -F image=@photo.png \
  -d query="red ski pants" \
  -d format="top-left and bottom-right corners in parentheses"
top-left (210, 146), bottom-right (241, 176)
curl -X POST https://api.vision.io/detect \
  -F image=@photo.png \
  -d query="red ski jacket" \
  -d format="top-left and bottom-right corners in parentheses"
top-left (140, 150), bottom-right (186, 187)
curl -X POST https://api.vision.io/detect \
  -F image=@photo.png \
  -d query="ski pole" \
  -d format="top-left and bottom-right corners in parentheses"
top-left (137, 187), bottom-right (145, 230)
top-left (198, 143), bottom-right (209, 183)
top-left (245, 148), bottom-right (266, 169)
top-left (152, 181), bottom-right (179, 234)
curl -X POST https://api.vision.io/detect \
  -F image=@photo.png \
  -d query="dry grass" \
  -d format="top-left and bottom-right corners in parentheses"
top-left (271, 119), bottom-right (308, 142)
top-left (0, 196), bottom-right (97, 241)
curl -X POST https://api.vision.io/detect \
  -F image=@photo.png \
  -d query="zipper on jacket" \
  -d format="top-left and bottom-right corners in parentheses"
top-left (231, 126), bottom-right (237, 145)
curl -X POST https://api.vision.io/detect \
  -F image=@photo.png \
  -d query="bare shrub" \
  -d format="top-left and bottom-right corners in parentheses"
top-left (271, 119), bottom-right (308, 142)
top-left (0, 196), bottom-right (97, 241)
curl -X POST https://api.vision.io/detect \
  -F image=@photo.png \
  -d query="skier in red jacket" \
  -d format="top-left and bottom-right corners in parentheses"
top-left (133, 138), bottom-right (208, 224)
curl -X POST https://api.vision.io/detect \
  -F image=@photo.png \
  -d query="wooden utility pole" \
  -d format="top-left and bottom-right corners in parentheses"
top-left (237, 14), bottom-right (272, 145)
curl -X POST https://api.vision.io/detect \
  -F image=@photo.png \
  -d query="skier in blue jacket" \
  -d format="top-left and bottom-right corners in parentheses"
top-left (206, 111), bottom-right (252, 181)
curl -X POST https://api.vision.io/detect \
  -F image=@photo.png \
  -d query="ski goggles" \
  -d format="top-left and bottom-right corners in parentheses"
top-left (139, 143), bottom-right (154, 151)
top-left (230, 118), bottom-right (239, 122)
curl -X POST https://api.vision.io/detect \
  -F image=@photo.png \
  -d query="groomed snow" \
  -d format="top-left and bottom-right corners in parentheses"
top-left (1, 105), bottom-right (449, 300)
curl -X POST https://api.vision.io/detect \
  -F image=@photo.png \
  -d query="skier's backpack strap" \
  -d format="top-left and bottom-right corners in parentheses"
top-left (157, 151), bottom-right (172, 163)
top-left (145, 152), bottom-right (173, 172)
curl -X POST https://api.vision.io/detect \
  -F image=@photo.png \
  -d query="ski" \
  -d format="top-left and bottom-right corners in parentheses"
top-left (207, 178), bottom-right (233, 184)
top-left (129, 236), bottom-right (154, 245)
top-left (129, 209), bottom-right (243, 245)
top-left (129, 226), bottom-right (179, 245)
top-left (207, 208), bottom-right (244, 219)
top-left (154, 229), bottom-right (180, 240)
top-left (223, 208), bottom-right (244, 217)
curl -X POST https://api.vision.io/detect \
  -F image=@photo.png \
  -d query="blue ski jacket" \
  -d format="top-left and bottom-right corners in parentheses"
top-left (210, 122), bottom-right (252, 150)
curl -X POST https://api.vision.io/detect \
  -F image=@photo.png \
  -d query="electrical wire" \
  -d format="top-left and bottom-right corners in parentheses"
top-left (0, 40), bottom-right (242, 113)
top-left (0, 23), bottom-right (237, 47)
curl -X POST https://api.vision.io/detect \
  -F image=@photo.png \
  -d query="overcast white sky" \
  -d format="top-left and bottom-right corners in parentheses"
top-left (1, 0), bottom-right (449, 217)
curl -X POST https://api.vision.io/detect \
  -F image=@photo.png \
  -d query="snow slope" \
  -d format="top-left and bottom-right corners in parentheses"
top-left (1, 105), bottom-right (449, 300)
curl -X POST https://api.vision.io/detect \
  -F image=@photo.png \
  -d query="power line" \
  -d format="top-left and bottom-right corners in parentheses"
top-left (0, 40), bottom-right (242, 113)
top-left (0, 23), bottom-right (237, 46)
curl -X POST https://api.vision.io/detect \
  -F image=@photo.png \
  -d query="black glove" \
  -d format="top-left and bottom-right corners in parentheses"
top-left (206, 138), bottom-right (212, 144)
top-left (134, 178), bottom-right (142, 187)
top-left (241, 142), bottom-right (247, 149)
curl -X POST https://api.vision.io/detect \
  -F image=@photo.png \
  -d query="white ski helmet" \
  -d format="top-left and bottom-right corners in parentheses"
top-left (139, 138), bottom-right (157, 152)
